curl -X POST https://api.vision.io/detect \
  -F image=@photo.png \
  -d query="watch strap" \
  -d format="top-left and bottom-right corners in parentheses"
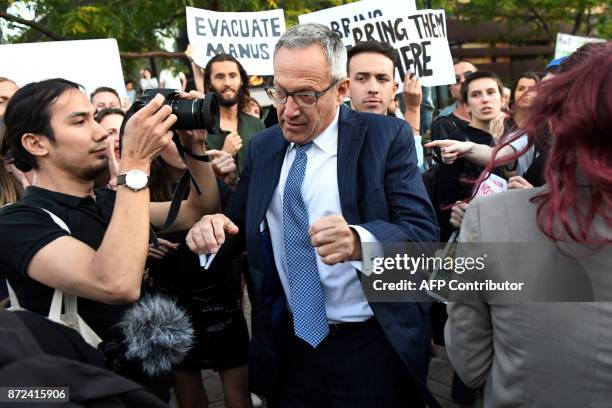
top-left (116, 173), bottom-right (127, 186)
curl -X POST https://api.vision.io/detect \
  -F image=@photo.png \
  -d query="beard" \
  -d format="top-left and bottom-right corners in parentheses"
top-left (213, 86), bottom-right (244, 108)
top-left (62, 157), bottom-right (108, 182)
top-left (81, 159), bottom-right (109, 182)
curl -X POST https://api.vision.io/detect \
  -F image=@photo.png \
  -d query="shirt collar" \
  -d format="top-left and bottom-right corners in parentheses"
top-left (289, 107), bottom-right (339, 154)
top-left (23, 186), bottom-right (96, 208)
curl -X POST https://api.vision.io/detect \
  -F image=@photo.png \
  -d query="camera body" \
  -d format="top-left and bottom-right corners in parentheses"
top-left (127, 88), bottom-right (220, 134)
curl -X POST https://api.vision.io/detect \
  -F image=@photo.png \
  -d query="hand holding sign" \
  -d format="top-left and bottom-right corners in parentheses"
top-left (508, 176), bottom-right (533, 190)
top-left (403, 72), bottom-right (422, 110)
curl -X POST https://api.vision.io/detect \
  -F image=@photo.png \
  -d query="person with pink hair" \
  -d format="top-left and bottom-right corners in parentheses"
top-left (445, 42), bottom-right (612, 407)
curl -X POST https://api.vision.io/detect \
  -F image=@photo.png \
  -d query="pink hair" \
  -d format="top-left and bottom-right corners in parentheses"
top-left (479, 42), bottom-right (612, 242)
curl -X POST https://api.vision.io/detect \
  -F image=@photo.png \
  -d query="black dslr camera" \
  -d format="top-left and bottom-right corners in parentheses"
top-left (126, 88), bottom-right (221, 134)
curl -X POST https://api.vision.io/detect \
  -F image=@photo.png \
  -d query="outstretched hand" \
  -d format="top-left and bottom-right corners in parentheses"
top-left (186, 213), bottom-right (239, 254)
top-left (425, 139), bottom-right (472, 164)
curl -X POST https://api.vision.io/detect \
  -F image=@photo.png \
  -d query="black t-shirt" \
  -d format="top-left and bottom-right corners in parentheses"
top-left (430, 113), bottom-right (469, 162)
top-left (0, 186), bottom-right (129, 341)
top-left (433, 126), bottom-right (496, 242)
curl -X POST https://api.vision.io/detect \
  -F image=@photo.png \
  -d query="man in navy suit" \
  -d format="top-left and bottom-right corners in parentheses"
top-left (186, 24), bottom-right (439, 408)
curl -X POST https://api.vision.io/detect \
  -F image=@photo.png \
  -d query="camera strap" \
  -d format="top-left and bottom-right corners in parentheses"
top-left (157, 132), bottom-right (208, 231)
top-left (173, 132), bottom-right (210, 163)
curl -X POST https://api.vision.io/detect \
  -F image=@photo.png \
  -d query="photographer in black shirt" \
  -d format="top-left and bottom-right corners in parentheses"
top-left (0, 78), bottom-right (221, 398)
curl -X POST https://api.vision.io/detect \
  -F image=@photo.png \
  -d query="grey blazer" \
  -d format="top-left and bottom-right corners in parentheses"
top-left (445, 186), bottom-right (612, 408)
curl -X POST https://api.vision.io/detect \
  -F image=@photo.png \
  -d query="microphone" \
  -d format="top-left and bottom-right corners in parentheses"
top-left (117, 293), bottom-right (194, 377)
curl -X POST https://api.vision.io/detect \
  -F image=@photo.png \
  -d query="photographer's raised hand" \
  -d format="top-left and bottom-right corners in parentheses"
top-left (105, 135), bottom-right (120, 188)
top-left (121, 93), bottom-right (176, 169)
top-left (175, 91), bottom-right (208, 148)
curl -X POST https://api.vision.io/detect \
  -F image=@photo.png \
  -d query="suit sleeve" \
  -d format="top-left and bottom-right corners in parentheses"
top-left (444, 199), bottom-right (494, 388)
top-left (359, 122), bottom-right (439, 243)
top-left (218, 135), bottom-right (256, 257)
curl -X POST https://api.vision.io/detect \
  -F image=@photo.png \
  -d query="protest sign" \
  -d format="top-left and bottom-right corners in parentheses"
top-left (554, 33), bottom-right (605, 59)
top-left (350, 10), bottom-right (455, 87)
top-left (186, 6), bottom-right (285, 75)
top-left (475, 173), bottom-right (507, 198)
top-left (299, 0), bottom-right (416, 45)
top-left (0, 39), bottom-right (126, 100)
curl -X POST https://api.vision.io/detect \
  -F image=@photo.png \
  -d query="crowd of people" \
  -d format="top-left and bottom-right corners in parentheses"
top-left (0, 20), bottom-right (610, 408)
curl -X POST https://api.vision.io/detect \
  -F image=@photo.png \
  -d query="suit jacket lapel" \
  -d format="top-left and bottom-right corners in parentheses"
top-left (337, 106), bottom-right (366, 225)
top-left (251, 128), bottom-right (289, 227)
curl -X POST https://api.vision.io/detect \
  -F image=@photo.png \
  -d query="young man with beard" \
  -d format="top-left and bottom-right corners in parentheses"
top-left (0, 78), bottom-right (221, 399)
top-left (203, 54), bottom-right (264, 180)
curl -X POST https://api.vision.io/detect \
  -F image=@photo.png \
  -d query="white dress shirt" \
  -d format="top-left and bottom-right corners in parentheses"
top-left (265, 109), bottom-right (376, 323)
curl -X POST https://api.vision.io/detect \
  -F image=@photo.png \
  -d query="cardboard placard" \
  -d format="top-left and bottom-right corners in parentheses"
top-left (475, 173), bottom-right (507, 198)
top-left (350, 10), bottom-right (455, 87)
top-left (299, 0), bottom-right (416, 44)
top-left (186, 6), bottom-right (285, 75)
top-left (0, 39), bottom-right (126, 100)
top-left (554, 33), bottom-right (605, 59)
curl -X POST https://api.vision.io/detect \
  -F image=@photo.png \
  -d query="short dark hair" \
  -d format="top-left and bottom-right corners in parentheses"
top-left (203, 54), bottom-right (250, 111)
top-left (4, 78), bottom-right (82, 171)
top-left (95, 107), bottom-right (125, 123)
top-left (90, 86), bottom-right (120, 102)
top-left (460, 71), bottom-right (504, 104)
top-left (347, 41), bottom-right (397, 73)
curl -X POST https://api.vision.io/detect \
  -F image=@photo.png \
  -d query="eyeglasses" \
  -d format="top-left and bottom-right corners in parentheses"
top-left (265, 80), bottom-right (341, 108)
top-left (455, 70), bottom-right (474, 84)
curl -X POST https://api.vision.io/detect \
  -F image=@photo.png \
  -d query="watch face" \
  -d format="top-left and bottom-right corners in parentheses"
top-left (125, 170), bottom-right (148, 190)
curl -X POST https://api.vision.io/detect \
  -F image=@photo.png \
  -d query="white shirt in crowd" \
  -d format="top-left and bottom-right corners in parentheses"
top-left (139, 77), bottom-right (159, 91)
top-left (266, 109), bottom-right (377, 323)
top-left (159, 69), bottom-right (186, 91)
top-left (509, 133), bottom-right (535, 175)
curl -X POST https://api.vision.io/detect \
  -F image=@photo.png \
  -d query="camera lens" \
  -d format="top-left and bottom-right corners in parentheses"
top-left (168, 93), bottom-right (220, 134)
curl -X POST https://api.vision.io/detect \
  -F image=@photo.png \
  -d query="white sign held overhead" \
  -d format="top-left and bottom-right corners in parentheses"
top-left (299, 0), bottom-right (417, 45)
top-left (350, 10), bottom-right (455, 87)
top-left (186, 6), bottom-right (285, 75)
top-left (0, 39), bottom-right (126, 100)
top-left (554, 33), bottom-right (605, 59)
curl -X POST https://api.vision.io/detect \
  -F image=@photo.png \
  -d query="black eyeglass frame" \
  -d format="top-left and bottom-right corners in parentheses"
top-left (265, 79), bottom-right (342, 108)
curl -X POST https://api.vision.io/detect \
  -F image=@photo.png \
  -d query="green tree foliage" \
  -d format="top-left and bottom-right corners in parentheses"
top-left (1, 0), bottom-right (608, 59)
top-left (453, 0), bottom-right (610, 42)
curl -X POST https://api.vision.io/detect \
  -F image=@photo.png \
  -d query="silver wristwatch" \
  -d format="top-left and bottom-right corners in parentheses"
top-left (116, 170), bottom-right (149, 192)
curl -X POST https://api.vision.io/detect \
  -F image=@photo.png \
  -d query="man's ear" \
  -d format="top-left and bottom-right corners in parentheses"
top-left (337, 78), bottom-right (350, 103)
top-left (21, 133), bottom-right (51, 160)
top-left (393, 81), bottom-right (399, 94)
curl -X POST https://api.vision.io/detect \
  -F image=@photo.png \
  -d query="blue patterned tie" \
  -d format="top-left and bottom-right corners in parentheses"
top-left (282, 142), bottom-right (329, 348)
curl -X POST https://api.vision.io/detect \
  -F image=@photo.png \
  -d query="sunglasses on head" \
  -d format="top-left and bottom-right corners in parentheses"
top-left (455, 70), bottom-right (474, 84)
